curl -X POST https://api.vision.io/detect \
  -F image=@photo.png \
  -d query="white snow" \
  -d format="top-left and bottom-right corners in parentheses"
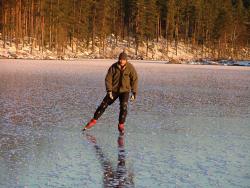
top-left (0, 34), bottom-right (208, 62)
top-left (1, 34), bottom-right (249, 67)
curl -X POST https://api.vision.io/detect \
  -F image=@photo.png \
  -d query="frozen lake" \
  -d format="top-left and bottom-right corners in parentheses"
top-left (0, 59), bottom-right (250, 188)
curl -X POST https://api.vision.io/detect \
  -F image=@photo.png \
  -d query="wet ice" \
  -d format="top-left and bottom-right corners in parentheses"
top-left (0, 59), bottom-right (250, 187)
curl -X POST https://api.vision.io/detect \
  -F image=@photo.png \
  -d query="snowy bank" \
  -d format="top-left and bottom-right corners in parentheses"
top-left (0, 35), bottom-right (249, 67)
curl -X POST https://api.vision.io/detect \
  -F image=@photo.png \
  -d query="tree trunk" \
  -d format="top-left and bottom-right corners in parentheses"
top-left (56, 0), bottom-right (60, 56)
top-left (2, 1), bottom-right (6, 48)
top-left (165, 16), bottom-right (169, 56)
top-left (24, 6), bottom-right (27, 46)
top-left (30, 0), bottom-right (34, 54)
top-left (41, 15), bottom-right (44, 53)
top-left (159, 18), bottom-right (161, 38)
top-left (103, 35), bottom-right (105, 56)
top-left (49, 0), bottom-right (52, 50)
top-left (72, 0), bottom-right (76, 53)
top-left (10, 7), bottom-right (13, 47)
top-left (76, 0), bottom-right (82, 54)
top-left (92, 4), bottom-right (96, 53)
top-left (175, 16), bottom-right (178, 56)
top-left (156, 15), bottom-right (159, 42)
top-left (15, 1), bottom-right (19, 52)
top-left (146, 38), bottom-right (149, 57)
top-left (19, 0), bottom-right (22, 45)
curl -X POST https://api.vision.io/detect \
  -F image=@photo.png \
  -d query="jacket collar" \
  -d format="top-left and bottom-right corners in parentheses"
top-left (116, 61), bottom-right (127, 70)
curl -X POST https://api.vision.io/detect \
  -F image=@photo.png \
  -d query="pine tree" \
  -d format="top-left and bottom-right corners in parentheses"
top-left (144, 0), bottom-right (157, 57)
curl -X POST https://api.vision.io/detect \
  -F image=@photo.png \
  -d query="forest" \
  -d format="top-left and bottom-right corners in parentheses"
top-left (0, 0), bottom-right (250, 60)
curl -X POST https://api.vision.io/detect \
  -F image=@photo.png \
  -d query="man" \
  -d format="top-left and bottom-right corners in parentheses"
top-left (82, 52), bottom-right (138, 134)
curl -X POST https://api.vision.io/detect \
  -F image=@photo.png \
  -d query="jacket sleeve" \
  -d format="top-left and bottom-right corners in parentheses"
top-left (105, 66), bottom-right (113, 92)
top-left (130, 64), bottom-right (138, 94)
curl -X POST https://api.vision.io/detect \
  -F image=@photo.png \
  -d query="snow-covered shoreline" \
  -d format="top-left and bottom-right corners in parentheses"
top-left (1, 36), bottom-right (249, 67)
top-left (1, 57), bottom-right (250, 67)
top-left (1, 59), bottom-right (250, 71)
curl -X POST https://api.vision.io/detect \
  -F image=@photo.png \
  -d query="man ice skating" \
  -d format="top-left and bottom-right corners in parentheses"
top-left (82, 52), bottom-right (138, 134)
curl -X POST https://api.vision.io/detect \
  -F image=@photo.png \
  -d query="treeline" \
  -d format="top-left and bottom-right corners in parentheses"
top-left (0, 0), bottom-right (250, 59)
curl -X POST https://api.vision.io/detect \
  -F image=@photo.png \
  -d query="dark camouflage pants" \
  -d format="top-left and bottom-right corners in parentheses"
top-left (94, 92), bottom-right (129, 124)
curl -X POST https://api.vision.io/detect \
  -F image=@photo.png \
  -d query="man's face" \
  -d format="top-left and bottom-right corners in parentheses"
top-left (119, 59), bottom-right (127, 66)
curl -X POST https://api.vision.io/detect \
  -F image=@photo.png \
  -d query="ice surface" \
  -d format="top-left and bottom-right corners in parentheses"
top-left (0, 59), bottom-right (250, 187)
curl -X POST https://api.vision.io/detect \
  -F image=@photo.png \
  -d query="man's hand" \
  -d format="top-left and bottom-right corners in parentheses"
top-left (130, 92), bottom-right (136, 102)
top-left (108, 91), bottom-right (114, 100)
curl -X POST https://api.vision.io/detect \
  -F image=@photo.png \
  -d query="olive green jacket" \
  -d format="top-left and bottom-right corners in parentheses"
top-left (105, 62), bottom-right (138, 94)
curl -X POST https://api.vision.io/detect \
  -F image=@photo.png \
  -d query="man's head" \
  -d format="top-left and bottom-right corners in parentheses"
top-left (118, 52), bottom-right (128, 67)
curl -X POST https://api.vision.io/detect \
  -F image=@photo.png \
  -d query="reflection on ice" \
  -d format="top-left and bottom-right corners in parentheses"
top-left (85, 133), bottom-right (134, 187)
